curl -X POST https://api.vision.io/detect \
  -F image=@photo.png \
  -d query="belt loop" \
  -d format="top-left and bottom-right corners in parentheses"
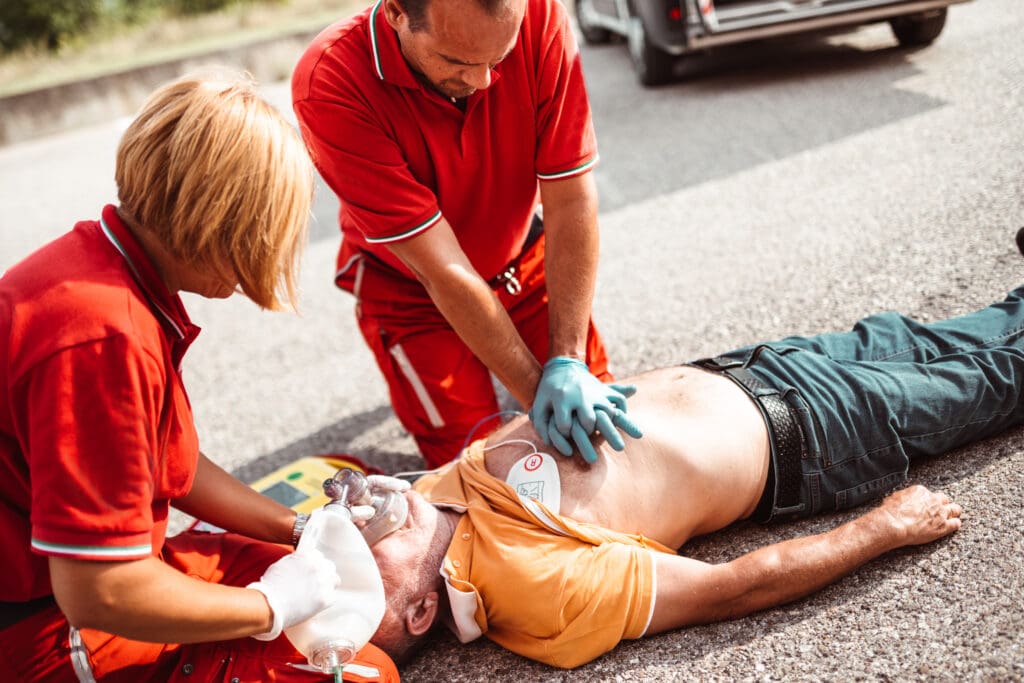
top-left (723, 367), bottom-right (773, 397)
top-left (693, 355), bottom-right (746, 371)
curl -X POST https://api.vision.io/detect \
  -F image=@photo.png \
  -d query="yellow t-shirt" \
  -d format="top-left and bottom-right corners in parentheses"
top-left (414, 441), bottom-right (673, 669)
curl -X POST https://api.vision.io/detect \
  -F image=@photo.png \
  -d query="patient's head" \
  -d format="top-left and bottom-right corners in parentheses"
top-left (370, 489), bottom-right (451, 663)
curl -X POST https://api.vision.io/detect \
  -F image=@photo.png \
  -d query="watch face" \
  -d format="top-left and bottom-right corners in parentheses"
top-left (259, 480), bottom-right (310, 508)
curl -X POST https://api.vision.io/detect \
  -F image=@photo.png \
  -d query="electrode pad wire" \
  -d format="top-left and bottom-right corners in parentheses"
top-left (482, 438), bottom-right (541, 458)
top-left (462, 409), bottom-right (525, 451)
top-left (393, 409), bottom-right (525, 482)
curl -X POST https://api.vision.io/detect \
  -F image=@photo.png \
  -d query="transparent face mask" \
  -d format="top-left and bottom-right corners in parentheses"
top-left (322, 468), bottom-right (409, 546)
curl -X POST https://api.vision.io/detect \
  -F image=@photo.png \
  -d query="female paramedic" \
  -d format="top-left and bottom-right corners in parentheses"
top-left (0, 72), bottom-right (396, 682)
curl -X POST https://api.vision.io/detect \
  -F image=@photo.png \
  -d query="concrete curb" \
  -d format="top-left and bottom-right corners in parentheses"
top-left (0, 30), bottom-right (318, 146)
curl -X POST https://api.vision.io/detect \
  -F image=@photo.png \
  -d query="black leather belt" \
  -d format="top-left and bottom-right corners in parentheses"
top-left (0, 595), bottom-right (57, 631)
top-left (488, 214), bottom-right (544, 295)
top-left (692, 358), bottom-right (805, 521)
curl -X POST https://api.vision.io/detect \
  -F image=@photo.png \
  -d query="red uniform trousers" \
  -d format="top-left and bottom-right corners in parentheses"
top-left (347, 234), bottom-right (612, 468)
top-left (0, 530), bottom-right (398, 683)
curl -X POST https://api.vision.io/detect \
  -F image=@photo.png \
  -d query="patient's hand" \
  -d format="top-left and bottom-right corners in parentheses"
top-left (878, 485), bottom-right (963, 546)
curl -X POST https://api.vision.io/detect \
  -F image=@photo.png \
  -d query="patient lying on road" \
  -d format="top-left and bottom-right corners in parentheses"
top-left (367, 280), bottom-right (1024, 669)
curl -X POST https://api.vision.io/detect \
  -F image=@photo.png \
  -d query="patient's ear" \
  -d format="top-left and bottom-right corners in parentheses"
top-left (404, 591), bottom-right (439, 636)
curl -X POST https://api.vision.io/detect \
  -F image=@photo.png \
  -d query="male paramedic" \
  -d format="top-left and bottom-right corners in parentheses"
top-left (0, 72), bottom-right (396, 682)
top-left (292, 0), bottom-right (641, 468)
top-left (364, 266), bottom-right (1024, 668)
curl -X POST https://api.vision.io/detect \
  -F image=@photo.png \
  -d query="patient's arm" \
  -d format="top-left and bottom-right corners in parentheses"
top-left (645, 485), bottom-right (962, 633)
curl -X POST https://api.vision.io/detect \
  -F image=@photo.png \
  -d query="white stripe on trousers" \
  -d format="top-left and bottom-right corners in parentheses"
top-left (389, 343), bottom-right (445, 429)
top-left (68, 627), bottom-right (96, 683)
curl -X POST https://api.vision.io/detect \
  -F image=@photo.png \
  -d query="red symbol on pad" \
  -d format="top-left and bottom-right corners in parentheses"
top-left (524, 454), bottom-right (542, 471)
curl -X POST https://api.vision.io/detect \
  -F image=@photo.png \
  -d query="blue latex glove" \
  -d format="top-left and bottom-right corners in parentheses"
top-left (529, 356), bottom-right (643, 464)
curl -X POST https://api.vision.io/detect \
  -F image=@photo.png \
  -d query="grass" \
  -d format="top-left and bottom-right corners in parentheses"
top-left (0, 0), bottom-right (365, 97)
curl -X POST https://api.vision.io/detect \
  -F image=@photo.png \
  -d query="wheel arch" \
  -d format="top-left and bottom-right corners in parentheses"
top-left (627, 0), bottom-right (690, 53)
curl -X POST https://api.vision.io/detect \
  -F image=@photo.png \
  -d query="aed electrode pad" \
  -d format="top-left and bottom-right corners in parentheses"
top-left (505, 450), bottom-right (561, 512)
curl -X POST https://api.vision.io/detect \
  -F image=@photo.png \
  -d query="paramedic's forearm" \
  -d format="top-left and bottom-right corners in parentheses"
top-left (388, 221), bottom-right (543, 407)
top-left (540, 173), bottom-right (600, 361)
top-left (50, 555), bottom-right (273, 642)
top-left (425, 268), bottom-right (541, 406)
top-left (174, 453), bottom-right (295, 545)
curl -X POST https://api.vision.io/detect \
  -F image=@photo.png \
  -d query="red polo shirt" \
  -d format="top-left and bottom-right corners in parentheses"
top-left (0, 205), bottom-right (201, 602)
top-left (292, 0), bottom-right (598, 285)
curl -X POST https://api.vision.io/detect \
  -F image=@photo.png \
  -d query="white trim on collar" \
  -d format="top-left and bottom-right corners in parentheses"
top-left (370, 0), bottom-right (385, 80)
top-left (98, 216), bottom-right (185, 341)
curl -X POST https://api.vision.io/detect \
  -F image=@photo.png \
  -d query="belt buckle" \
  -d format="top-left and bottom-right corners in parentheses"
top-left (495, 266), bottom-right (522, 295)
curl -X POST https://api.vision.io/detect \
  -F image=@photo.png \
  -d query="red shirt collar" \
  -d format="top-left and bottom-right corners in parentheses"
top-left (98, 205), bottom-right (200, 365)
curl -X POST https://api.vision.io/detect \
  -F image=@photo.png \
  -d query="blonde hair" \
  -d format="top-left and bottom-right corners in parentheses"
top-left (115, 69), bottom-right (314, 310)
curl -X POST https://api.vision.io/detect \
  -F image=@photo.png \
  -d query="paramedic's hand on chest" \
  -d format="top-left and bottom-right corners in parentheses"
top-left (529, 357), bottom-right (643, 464)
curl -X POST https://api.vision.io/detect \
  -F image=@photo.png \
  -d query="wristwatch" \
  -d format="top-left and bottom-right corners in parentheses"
top-left (291, 512), bottom-right (310, 548)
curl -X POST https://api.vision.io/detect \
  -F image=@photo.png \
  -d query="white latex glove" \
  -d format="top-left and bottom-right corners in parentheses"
top-left (347, 504), bottom-right (376, 522)
top-left (247, 548), bottom-right (339, 641)
top-left (366, 474), bottom-right (411, 494)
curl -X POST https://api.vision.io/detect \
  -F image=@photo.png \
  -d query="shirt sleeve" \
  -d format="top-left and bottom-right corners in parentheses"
top-left (16, 335), bottom-right (169, 560)
top-left (533, 0), bottom-right (599, 181)
top-left (486, 540), bottom-right (656, 668)
top-left (293, 82), bottom-right (443, 245)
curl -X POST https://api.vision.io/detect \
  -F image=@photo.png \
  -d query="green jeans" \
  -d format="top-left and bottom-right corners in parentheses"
top-left (710, 284), bottom-right (1024, 520)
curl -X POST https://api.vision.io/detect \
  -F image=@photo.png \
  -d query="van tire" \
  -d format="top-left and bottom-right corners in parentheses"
top-left (890, 8), bottom-right (947, 47)
top-left (628, 16), bottom-right (675, 86)
top-left (575, 0), bottom-right (612, 44)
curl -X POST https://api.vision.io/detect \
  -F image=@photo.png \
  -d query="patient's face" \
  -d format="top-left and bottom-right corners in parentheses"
top-left (370, 489), bottom-right (438, 578)
top-left (370, 489), bottom-right (445, 648)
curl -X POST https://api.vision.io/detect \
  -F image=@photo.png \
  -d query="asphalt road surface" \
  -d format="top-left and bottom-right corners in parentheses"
top-left (1, 0), bottom-right (1022, 680)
